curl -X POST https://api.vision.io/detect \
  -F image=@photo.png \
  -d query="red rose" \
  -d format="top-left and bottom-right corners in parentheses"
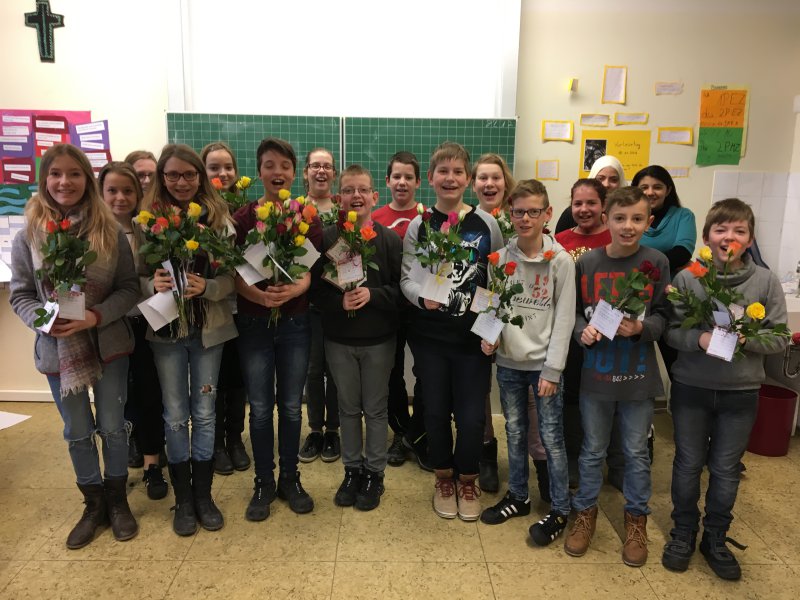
top-left (156, 217), bottom-right (170, 228)
top-left (639, 260), bottom-right (654, 275)
top-left (46, 220), bottom-right (58, 234)
top-left (504, 261), bottom-right (517, 276)
top-left (210, 260), bottom-right (221, 270)
top-left (60, 218), bottom-right (71, 231)
top-left (421, 211), bottom-right (432, 222)
top-left (276, 223), bottom-right (287, 235)
top-left (487, 252), bottom-right (500, 266)
top-left (649, 267), bottom-right (661, 282)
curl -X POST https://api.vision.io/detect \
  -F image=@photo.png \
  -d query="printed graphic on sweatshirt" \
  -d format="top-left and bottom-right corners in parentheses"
top-left (444, 231), bottom-right (489, 316)
top-left (510, 270), bottom-right (553, 322)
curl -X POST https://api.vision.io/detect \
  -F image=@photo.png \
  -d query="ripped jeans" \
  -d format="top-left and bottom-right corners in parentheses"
top-left (151, 332), bottom-right (224, 464)
top-left (46, 356), bottom-right (130, 485)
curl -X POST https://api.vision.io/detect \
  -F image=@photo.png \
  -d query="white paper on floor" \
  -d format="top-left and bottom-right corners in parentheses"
top-left (0, 411), bottom-right (31, 431)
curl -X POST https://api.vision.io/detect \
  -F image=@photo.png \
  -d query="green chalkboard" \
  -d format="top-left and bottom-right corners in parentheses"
top-left (166, 113), bottom-right (517, 206)
top-left (345, 117), bottom-right (516, 206)
top-left (166, 112), bottom-right (341, 199)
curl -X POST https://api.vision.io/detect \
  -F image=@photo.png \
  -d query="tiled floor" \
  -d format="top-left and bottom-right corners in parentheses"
top-left (0, 401), bottom-right (798, 599)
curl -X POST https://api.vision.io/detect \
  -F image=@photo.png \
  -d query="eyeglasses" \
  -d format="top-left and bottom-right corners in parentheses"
top-left (340, 187), bottom-right (372, 196)
top-left (308, 163), bottom-right (334, 172)
top-left (163, 171), bottom-right (198, 182)
top-left (510, 207), bottom-right (546, 219)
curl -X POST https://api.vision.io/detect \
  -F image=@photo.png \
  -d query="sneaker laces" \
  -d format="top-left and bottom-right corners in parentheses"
top-left (435, 478), bottom-right (456, 498)
top-left (457, 480), bottom-right (481, 501)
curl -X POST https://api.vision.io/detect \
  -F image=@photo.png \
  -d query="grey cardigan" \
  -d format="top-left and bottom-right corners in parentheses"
top-left (9, 228), bottom-right (141, 374)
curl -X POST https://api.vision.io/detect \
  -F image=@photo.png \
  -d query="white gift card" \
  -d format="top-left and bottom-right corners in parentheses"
top-left (470, 286), bottom-right (501, 314)
top-left (295, 239), bottom-right (321, 269)
top-left (241, 243), bottom-right (273, 282)
top-left (706, 326), bottom-right (738, 362)
top-left (326, 237), bottom-right (351, 263)
top-left (712, 310), bottom-right (731, 327)
top-left (470, 311), bottom-right (505, 345)
top-left (235, 262), bottom-right (269, 287)
top-left (589, 298), bottom-right (624, 341)
top-left (138, 291), bottom-right (179, 331)
top-left (419, 269), bottom-right (454, 304)
top-left (160, 260), bottom-right (187, 291)
top-left (36, 300), bottom-right (59, 333)
top-left (322, 269), bottom-right (365, 292)
top-left (336, 255), bottom-right (365, 286)
top-left (729, 304), bottom-right (744, 320)
top-left (56, 289), bottom-right (86, 321)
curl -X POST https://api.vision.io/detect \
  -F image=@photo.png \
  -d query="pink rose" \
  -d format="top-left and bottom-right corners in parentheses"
top-left (256, 221), bottom-right (266, 233)
top-left (447, 212), bottom-right (459, 226)
top-left (440, 221), bottom-right (451, 234)
top-left (150, 222), bottom-right (163, 235)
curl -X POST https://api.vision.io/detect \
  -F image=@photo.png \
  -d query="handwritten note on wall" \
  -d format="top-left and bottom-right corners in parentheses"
top-left (696, 87), bottom-right (748, 166)
top-left (579, 130), bottom-right (651, 180)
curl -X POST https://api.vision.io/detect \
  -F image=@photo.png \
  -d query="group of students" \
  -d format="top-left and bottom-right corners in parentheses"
top-left (8, 137), bottom-right (788, 583)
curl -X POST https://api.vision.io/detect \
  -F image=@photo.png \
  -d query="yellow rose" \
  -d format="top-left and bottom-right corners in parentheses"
top-left (295, 195), bottom-right (305, 205)
top-left (255, 203), bottom-right (271, 220)
top-left (136, 210), bottom-right (154, 224)
top-left (185, 239), bottom-right (200, 252)
top-left (278, 189), bottom-right (291, 201)
top-left (236, 176), bottom-right (252, 190)
top-left (298, 221), bottom-right (309, 234)
top-left (347, 211), bottom-right (357, 223)
top-left (187, 202), bottom-right (202, 219)
top-left (745, 302), bottom-right (765, 320)
top-left (294, 234), bottom-right (306, 247)
top-left (699, 246), bottom-right (713, 262)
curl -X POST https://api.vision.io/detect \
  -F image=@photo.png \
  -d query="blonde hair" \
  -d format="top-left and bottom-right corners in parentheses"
top-left (201, 141), bottom-right (239, 192)
top-left (142, 144), bottom-right (231, 231)
top-left (472, 153), bottom-right (516, 209)
top-left (98, 161), bottom-right (144, 214)
top-left (25, 144), bottom-right (118, 256)
top-left (428, 141), bottom-right (471, 176)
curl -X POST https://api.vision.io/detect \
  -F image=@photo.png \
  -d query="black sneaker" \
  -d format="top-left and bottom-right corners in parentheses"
top-left (227, 437), bottom-right (251, 471)
top-left (387, 433), bottom-right (406, 467)
top-left (334, 467), bottom-right (362, 507)
top-left (529, 510), bottom-right (568, 546)
top-left (277, 471), bottom-right (314, 514)
top-left (143, 464), bottom-right (168, 500)
top-left (128, 436), bottom-right (144, 468)
top-left (299, 432), bottom-right (324, 463)
top-left (480, 492), bottom-right (531, 525)
top-left (245, 476), bottom-right (276, 522)
top-left (402, 433), bottom-right (433, 472)
top-left (355, 469), bottom-right (385, 511)
top-left (321, 431), bottom-right (341, 463)
top-left (662, 529), bottom-right (697, 572)
top-left (213, 446), bottom-right (234, 475)
top-left (699, 530), bottom-right (746, 580)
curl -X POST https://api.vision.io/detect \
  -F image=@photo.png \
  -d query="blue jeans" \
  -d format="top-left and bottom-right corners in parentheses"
top-left (237, 313), bottom-right (310, 477)
top-left (151, 332), bottom-right (224, 463)
top-left (46, 357), bottom-right (130, 485)
top-left (574, 396), bottom-right (654, 515)
top-left (496, 366), bottom-right (570, 515)
top-left (670, 381), bottom-right (759, 535)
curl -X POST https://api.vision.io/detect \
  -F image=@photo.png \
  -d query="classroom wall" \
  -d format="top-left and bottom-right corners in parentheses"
top-left (515, 0), bottom-right (800, 242)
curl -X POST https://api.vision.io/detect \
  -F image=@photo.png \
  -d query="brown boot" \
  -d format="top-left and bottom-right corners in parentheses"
top-left (456, 474), bottom-right (482, 521)
top-left (433, 469), bottom-right (457, 519)
top-left (564, 506), bottom-right (598, 557)
top-left (622, 511), bottom-right (648, 567)
top-left (66, 483), bottom-right (109, 549)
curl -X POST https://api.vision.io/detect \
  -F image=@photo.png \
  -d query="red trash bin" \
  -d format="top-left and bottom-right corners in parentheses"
top-left (747, 384), bottom-right (798, 457)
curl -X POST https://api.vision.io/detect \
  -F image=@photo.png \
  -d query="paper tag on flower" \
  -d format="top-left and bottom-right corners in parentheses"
top-left (471, 310), bottom-right (505, 345)
top-left (589, 298), bottom-right (624, 341)
top-left (241, 242), bottom-right (273, 282)
top-left (336, 255), bottom-right (365, 286)
top-left (470, 286), bottom-right (501, 314)
top-left (161, 260), bottom-right (188, 291)
top-left (326, 237), bottom-right (351, 263)
top-left (56, 289), bottom-right (86, 321)
top-left (294, 239), bottom-right (321, 270)
top-left (235, 262), bottom-right (268, 287)
top-left (729, 304), bottom-right (744, 320)
top-left (36, 300), bottom-right (59, 333)
top-left (138, 291), bottom-right (179, 331)
top-left (419, 269), bottom-right (454, 304)
top-left (322, 268), bottom-right (365, 292)
top-left (712, 310), bottom-right (731, 327)
top-left (706, 326), bottom-right (738, 362)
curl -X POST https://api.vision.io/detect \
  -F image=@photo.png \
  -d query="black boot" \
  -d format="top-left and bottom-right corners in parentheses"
top-left (227, 434), bottom-right (251, 471)
top-left (169, 461), bottom-right (197, 536)
top-left (277, 471), bottom-right (314, 514)
top-left (192, 459), bottom-right (224, 531)
top-left (533, 460), bottom-right (551, 503)
top-left (66, 483), bottom-right (108, 549)
top-left (245, 476), bottom-right (276, 522)
top-left (479, 438), bottom-right (499, 493)
top-left (213, 440), bottom-right (234, 475)
top-left (128, 435), bottom-right (144, 468)
top-left (103, 476), bottom-right (139, 542)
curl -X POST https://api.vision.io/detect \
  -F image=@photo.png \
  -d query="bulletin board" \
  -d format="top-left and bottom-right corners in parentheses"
top-left (578, 129), bottom-right (651, 181)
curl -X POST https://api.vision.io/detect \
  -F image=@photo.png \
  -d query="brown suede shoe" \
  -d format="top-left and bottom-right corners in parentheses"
top-left (456, 474), bottom-right (482, 521)
top-left (433, 469), bottom-right (457, 519)
top-left (564, 506), bottom-right (598, 557)
top-left (622, 511), bottom-right (648, 567)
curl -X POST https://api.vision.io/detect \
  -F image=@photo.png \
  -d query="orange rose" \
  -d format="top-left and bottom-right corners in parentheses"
top-left (686, 260), bottom-right (708, 278)
top-left (60, 218), bottom-right (71, 231)
top-left (543, 250), bottom-right (555, 261)
top-left (343, 221), bottom-right (355, 232)
top-left (302, 204), bottom-right (318, 221)
top-left (727, 241), bottom-right (742, 256)
top-left (46, 220), bottom-right (58, 234)
top-left (156, 217), bottom-right (170, 228)
top-left (170, 214), bottom-right (181, 227)
top-left (360, 225), bottom-right (377, 241)
top-left (210, 177), bottom-right (224, 191)
top-left (488, 252), bottom-right (500, 266)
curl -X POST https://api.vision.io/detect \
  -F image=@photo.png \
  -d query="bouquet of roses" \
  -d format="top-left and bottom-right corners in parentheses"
top-left (243, 189), bottom-right (317, 325)
top-left (211, 176), bottom-right (253, 212)
top-left (411, 204), bottom-right (470, 279)
top-left (602, 259), bottom-right (661, 318)
top-left (33, 218), bottom-right (98, 328)
top-left (135, 201), bottom-right (204, 336)
top-left (322, 209), bottom-right (379, 317)
top-left (483, 251), bottom-right (524, 328)
top-left (667, 244), bottom-right (789, 359)
top-left (196, 223), bottom-right (243, 275)
top-left (490, 207), bottom-right (515, 242)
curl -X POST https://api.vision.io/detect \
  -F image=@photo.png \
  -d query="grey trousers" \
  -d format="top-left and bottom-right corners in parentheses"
top-left (325, 337), bottom-right (395, 473)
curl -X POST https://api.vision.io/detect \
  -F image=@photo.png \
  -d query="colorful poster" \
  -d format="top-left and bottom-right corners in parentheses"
top-left (696, 87), bottom-right (748, 166)
top-left (579, 129), bottom-right (651, 180)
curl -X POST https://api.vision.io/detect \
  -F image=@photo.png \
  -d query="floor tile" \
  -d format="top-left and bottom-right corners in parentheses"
top-left (734, 492), bottom-right (800, 564)
top-left (331, 562), bottom-right (493, 600)
top-left (0, 488), bottom-right (78, 560)
top-left (641, 563), bottom-right (800, 599)
top-left (0, 562), bottom-right (26, 594)
top-left (0, 433), bottom-right (76, 489)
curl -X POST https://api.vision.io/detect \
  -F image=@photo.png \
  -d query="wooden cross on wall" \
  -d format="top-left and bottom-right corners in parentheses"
top-left (24, 0), bottom-right (64, 63)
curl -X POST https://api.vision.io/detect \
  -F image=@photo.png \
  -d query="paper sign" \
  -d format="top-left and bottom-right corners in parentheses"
top-left (713, 310), bottom-right (731, 327)
top-left (655, 81), bottom-right (684, 95)
top-left (138, 291), bottom-right (179, 331)
top-left (235, 262), bottom-right (268, 286)
top-left (419, 269), bottom-right (454, 304)
top-left (36, 300), bottom-right (59, 333)
top-left (56, 290), bottom-right (86, 321)
top-left (706, 326), bottom-right (738, 362)
top-left (471, 311), bottom-right (505, 345)
top-left (470, 286), bottom-right (501, 314)
top-left (294, 239), bottom-right (321, 269)
top-left (658, 127), bottom-right (694, 145)
top-left (1, 158), bottom-right (35, 184)
top-left (699, 88), bottom-right (748, 129)
top-left (542, 121), bottom-right (574, 142)
top-left (579, 129), bottom-right (651, 179)
top-left (602, 66), bottom-right (627, 104)
top-left (326, 237), bottom-right (351, 263)
top-left (666, 166), bottom-right (690, 178)
top-left (580, 114), bottom-right (610, 127)
top-left (336, 255), bottom-right (365, 286)
top-left (241, 243), bottom-right (274, 282)
top-left (322, 269), bottom-right (365, 292)
top-left (536, 160), bottom-right (559, 181)
top-left (729, 304), bottom-right (744, 320)
top-left (615, 113), bottom-right (649, 125)
top-left (697, 127), bottom-right (743, 166)
top-left (589, 299), bottom-right (624, 341)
